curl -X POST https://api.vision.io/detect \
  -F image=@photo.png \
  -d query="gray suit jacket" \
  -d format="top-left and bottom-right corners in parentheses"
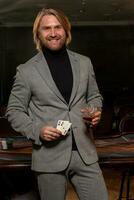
top-left (6, 49), bottom-right (102, 172)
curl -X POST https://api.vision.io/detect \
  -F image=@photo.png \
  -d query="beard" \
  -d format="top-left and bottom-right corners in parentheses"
top-left (40, 35), bottom-right (66, 51)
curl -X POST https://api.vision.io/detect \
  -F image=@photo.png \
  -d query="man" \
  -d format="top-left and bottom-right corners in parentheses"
top-left (6, 8), bottom-right (108, 200)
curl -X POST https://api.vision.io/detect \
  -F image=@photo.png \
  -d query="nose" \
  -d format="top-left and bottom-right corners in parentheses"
top-left (50, 28), bottom-right (56, 37)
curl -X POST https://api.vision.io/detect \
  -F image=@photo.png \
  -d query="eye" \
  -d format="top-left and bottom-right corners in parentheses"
top-left (45, 27), bottom-right (51, 30)
top-left (55, 25), bottom-right (63, 30)
top-left (40, 26), bottom-right (50, 31)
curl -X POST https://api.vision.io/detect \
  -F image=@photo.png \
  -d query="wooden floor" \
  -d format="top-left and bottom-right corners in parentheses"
top-left (4, 167), bottom-right (134, 200)
top-left (66, 168), bottom-right (134, 200)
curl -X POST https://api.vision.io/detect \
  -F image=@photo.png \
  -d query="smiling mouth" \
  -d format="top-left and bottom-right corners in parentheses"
top-left (49, 39), bottom-right (59, 41)
top-left (48, 39), bottom-right (61, 45)
top-left (48, 39), bottom-right (59, 42)
top-left (48, 36), bottom-right (61, 41)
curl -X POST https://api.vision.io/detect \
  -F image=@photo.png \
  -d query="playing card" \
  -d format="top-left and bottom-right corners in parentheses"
top-left (57, 120), bottom-right (72, 135)
top-left (57, 120), bottom-right (64, 127)
top-left (56, 120), bottom-right (66, 135)
top-left (62, 121), bottom-right (72, 135)
top-left (63, 121), bottom-right (72, 131)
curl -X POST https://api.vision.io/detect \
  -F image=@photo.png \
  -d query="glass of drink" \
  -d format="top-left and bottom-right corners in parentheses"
top-left (81, 105), bottom-right (98, 128)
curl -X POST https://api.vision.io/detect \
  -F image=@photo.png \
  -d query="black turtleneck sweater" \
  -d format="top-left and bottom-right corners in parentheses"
top-left (43, 46), bottom-right (77, 150)
top-left (43, 46), bottom-right (73, 104)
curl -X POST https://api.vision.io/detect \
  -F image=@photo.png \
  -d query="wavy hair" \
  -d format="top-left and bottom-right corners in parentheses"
top-left (33, 8), bottom-right (72, 51)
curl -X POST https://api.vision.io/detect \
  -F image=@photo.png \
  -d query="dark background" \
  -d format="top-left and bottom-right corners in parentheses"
top-left (0, 25), bottom-right (134, 107)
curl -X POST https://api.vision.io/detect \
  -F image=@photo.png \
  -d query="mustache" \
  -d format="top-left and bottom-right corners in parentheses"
top-left (47, 36), bottom-right (61, 41)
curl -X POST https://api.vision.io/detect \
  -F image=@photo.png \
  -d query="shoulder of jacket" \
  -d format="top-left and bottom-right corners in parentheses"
top-left (67, 49), bottom-right (91, 62)
top-left (17, 52), bottom-right (41, 71)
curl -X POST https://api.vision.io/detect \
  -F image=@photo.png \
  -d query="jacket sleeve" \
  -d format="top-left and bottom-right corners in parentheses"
top-left (86, 58), bottom-right (103, 109)
top-left (6, 65), bottom-right (42, 145)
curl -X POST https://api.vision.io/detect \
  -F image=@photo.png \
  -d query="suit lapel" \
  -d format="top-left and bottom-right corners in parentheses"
top-left (68, 50), bottom-right (80, 106)
top-left (34, 52), bottom-right (67, 104)
top-left (34, 51), bottom-right (80, 105)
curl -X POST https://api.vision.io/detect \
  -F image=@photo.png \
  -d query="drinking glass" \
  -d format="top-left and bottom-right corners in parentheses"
top-left (81, 105), bottom-right (98, 127)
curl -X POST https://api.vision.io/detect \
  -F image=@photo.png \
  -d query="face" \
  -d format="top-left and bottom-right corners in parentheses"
top-left (38, 15), bottom-right (67, 51)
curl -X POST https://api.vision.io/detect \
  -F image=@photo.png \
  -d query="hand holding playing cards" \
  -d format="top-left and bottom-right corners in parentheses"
top-left (40, 126), bottom-right (62, 141)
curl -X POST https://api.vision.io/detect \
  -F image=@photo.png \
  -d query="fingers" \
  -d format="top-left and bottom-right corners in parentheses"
top-left (82, 110), bottom-right (101, 127)
top-left (40, 126), bottom-right (62, 141)
top-left (91, 111), bottom-right (101, 126)
top-left (81, 108), bottom-right (91, 118)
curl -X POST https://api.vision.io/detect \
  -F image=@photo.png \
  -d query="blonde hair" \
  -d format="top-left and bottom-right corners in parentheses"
top-left (33, 8), bottom-right (72, 51)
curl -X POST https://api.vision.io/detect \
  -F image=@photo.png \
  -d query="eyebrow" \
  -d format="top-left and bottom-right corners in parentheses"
top-left (39, 24), bottom-right (63, 30)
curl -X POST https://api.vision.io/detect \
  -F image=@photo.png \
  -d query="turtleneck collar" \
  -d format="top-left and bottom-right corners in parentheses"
top-left (42, 45), bottom-right (67, 58)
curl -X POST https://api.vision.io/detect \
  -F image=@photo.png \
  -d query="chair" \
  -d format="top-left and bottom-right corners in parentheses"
top-left (118, 112), bottom-right (134, 200)
top-left (95, 102), bottom-right (134, 200)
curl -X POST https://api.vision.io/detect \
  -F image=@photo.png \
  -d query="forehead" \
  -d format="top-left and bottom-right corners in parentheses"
top-left (40, 14), bottom-right (61, 26)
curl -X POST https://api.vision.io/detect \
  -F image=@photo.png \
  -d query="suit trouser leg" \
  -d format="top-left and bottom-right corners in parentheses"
top-left (37, 173), bottom-right (67, 200)
top-left (36, 151), bottom-right (108, 200)
top-left (66, 151), bottom-right (108, 200)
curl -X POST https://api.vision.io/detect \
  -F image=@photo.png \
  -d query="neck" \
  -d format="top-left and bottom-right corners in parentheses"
top-left (42, 45), bottom-right (67, 56)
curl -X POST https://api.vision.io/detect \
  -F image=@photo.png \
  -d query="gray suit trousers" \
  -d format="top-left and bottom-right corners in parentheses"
top-left (37, 151), bottom-right (108, 200)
